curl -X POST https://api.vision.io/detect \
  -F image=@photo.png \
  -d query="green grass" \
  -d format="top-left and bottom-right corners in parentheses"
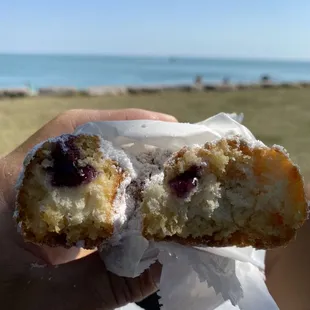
top-left (1, 88), bottom-right (310, 180)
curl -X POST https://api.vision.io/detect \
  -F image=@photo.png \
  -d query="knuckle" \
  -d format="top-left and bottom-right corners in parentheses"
top-left (58, 109), bottom-right (80, 118)
top-left (125, 108), bottom-right (144, 113)
top-left (124, 108), bottom-right (153, 119)
top-left (125, 108), bottom-right (147, 115)
top-left (54, 109), bottom-right (81, 124)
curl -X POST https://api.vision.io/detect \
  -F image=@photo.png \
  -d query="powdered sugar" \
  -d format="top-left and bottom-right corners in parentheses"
top-left (112, 173), bottom-right (133, 242)
top-left (30, 262), bottom-right (47, 269)
top-left (99, 138), bottom-right (136, 178)
top-left (15, 135), bottom-right (72, 192)
top-left (272, 144), bottom-right (289, 156)
top-left (130, 148), bottom-right (171, 186)
top-left (112, 148), bottom-right (172, 238)
top-left (96, 137), bottom-right (138, 242)
top-left (103, 146), bottom-right (172, 240)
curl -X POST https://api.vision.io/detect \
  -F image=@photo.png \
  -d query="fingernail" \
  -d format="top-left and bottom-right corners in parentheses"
top-left (150, 262), bottom-right (162, 288)
top-left (166, 115), bottom-right (178, 122)
top-left (157, 114), bottom-right (178, 122)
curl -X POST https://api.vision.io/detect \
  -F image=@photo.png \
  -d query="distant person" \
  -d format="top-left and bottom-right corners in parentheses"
top-left (260, 74), bottom-right (272, 83)
top-left (194, 75), bottom-right (203, 87)
top-left (25, 81), bottom-right (36, 95)
top-left (222, 76), bottom-right (230, 85)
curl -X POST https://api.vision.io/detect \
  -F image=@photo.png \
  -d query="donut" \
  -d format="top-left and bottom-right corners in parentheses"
top-left (141, 137), bottom-right (308, 249)
top-left (15, 134), bottom-right (133, 248)
top-left (15, 134), bottom-right (308, 250)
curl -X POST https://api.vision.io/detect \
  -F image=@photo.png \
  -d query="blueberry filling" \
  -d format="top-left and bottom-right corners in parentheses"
top-left (168, 165), bottom-right (203, 198)
top-left (46, 135), bottom-right (97, 187)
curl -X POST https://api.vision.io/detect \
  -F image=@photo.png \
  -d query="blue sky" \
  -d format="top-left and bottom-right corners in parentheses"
top-left (1, 0), bottom-right (310, 60)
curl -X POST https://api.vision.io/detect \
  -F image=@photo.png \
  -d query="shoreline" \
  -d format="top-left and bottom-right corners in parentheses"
top-left (1, 81), bottom-right (310, 98)
top-left (2, 53), bottom-right (310, 65)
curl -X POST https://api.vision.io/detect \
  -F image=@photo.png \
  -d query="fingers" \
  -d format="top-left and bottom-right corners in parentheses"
top-left (26, 244), bottom-right (83, 265)
top-left (64, 108), bottom-right (178, 128)
top-left (53, 108), bottom-right (177, 138)
top-left (107, 261), bottom-right (161, 306)
top-left (306, 184), bottom-right (310, 200)
top-left (40, 252), bottom-right (161, 309)
top-left (13, 108), bottom-right (177, 155)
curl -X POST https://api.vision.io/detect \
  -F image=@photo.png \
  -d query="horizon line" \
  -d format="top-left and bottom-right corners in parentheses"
top-left (0, 52), bottom-right (309, 63)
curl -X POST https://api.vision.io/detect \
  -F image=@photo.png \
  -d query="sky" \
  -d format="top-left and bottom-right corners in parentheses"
top-left (1, 0), bottom-right (310, 60)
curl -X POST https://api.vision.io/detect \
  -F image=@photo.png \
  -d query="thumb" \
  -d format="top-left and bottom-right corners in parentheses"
top-left (26, 252), bottom-right (161, 310)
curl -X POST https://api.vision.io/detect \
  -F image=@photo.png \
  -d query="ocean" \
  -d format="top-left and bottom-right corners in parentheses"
top-left (1, 54), bottom-right (310, 89)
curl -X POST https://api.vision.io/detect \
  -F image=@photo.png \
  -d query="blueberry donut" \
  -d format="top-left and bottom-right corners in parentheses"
top-left (15, 134), bottom-right (133, 248)
top-left (141, 137), bottom-right (308, 249)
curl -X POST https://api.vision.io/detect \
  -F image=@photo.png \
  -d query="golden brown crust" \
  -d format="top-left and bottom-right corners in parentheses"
top-left (21, 229), bottom-right (110, 249)
top-left (144, 227), bottom-right (296, 249)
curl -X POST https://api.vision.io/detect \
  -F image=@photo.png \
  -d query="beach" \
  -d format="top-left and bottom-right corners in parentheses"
top-left (1, 87), bottom-right (310, 181)
top-left (1, 54), bottom-right (310, 180)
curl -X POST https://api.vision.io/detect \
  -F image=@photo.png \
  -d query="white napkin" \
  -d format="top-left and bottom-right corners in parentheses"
top-left (74, 112), bottom-right (278, 310)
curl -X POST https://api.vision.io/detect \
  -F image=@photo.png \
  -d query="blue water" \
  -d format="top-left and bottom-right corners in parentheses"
top-left (1, 54), bottom-right (310, 89)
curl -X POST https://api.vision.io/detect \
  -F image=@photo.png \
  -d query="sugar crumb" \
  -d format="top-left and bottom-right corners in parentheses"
top-left (31, 262), bottom-right (47, 269)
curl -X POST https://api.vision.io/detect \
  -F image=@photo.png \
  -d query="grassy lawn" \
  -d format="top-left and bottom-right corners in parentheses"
top-left (1, 88), bottom-right (310, 179)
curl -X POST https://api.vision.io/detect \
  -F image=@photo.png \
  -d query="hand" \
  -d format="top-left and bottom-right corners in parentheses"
top-left (0, 109), bottom-right (177, 310)
top-left (265, 187), bottom-right (310, 310)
